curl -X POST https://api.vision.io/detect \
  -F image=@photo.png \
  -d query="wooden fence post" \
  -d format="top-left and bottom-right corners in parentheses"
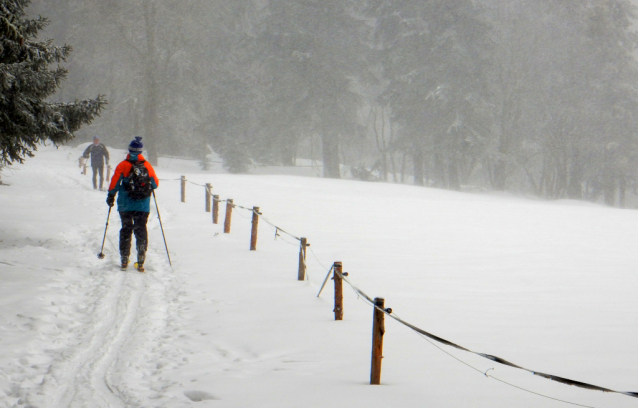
top-left (370, 297), bottom-right (385, 385)
top-left (181, 175), bottom-right (186, 203)
top-left (213, 195), bottom-right (220, 224)
top-left (334, 262), bottom-right (344, 320)
top-left (298, 237), bottom-right (307, 280)
top-left (250, 206), bottom-right (260, 251)
top-left (224, 199), bottom-right (233, 233)
top-left (205, 183), bottom-right (212, 212)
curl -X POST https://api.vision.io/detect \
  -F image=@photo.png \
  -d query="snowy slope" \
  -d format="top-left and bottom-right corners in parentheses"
top-left (1, 144), bottom-right (637, 408)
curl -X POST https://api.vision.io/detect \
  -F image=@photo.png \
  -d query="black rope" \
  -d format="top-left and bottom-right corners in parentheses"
top-left (213, 197), bottom-right (300, 242)
top-left (187, 180), bottom-right (207, 187)
top-left (259, 215), bottom-right (301, 241)
top-left (335, 271), bottom-right (638, 400)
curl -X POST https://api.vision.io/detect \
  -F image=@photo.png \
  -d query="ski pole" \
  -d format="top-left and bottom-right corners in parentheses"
top-left (97, 206), bottom-right (112, 259)
top-left (152, 190), bottom-right (172, 266)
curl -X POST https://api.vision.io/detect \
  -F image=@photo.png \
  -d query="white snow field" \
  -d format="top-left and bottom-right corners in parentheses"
top-left (1, 143), bottom-right (637, 408)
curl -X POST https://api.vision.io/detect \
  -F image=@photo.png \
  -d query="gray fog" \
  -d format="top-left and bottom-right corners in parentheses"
top-left (29, 0), bottom-right (638, 207)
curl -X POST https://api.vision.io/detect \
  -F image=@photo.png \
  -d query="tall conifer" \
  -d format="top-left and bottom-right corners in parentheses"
top-left (0, 0), bottom-right (105, 165)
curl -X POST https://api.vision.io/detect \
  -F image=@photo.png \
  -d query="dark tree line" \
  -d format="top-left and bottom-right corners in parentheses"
top-left (26, 0), bottom-right (638, 206)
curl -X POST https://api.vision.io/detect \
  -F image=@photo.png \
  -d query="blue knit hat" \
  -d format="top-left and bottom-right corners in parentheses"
top-left (93, 135), bottom-right (100, 141)
top-left (128, 136), bottom-right (143, 152)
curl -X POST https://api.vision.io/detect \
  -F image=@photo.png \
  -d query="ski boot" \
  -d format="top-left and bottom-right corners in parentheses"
top-left (121, 256), bottom-right (129, 271)
top-left (135, 244), bottom-right (146, 273)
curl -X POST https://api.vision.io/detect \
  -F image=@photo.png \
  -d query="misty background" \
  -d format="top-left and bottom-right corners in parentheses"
top-left (29, 0), bottom-right (638, 207)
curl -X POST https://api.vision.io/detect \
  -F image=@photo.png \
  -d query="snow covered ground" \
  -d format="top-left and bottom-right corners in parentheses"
top-left (1, 143), bottom-right (637, 408)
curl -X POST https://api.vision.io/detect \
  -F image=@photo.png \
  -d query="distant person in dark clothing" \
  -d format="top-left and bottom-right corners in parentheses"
top-left (83, 135), bottom-right (110, 190)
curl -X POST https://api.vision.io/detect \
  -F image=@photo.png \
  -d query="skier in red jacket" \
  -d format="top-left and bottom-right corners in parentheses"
top-left (106, 137), bottom-right (159, 272)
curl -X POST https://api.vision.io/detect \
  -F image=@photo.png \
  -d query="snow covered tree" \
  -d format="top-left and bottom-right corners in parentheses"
top-left (0, 0), bottom-right (105, 165)
top-left (482, 0), bottom-right (638, 202)
top-left (197, 0), bottom-right (267, 173)
top-left (366, 0), bottom-right (492, 188)
top-left (257, 0), bottom-right (365, 178)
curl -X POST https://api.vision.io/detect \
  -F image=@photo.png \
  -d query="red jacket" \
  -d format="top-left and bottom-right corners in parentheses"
top-left (108, 154), bottom-right (159, 191)
top-left (108, 154), bottom-right (159, 212)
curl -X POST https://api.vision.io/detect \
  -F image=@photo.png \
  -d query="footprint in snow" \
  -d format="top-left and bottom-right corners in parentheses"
top-left (184, 390), bottom-right (218, 402)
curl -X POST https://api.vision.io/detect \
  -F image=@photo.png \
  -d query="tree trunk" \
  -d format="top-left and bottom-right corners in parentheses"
top-left (400, 153), bottom-right (406, 184)
top-left (280, 140), bottom-right (296, 166)
top-left (603, 173), bottom-right (615, 206)
top-left (618, 175), bottom-right (626, 208)
top-left (321, 132), bottom-right (341, 179)
top-left (493, 160), bottom-right (507, 191)
top-left (566, 154), bottom-right (584, 199)
top-left (143, 0), bottom-right (159, 166)
top-left (433, 151), bottom-right (445, 187)
top-left (131, 98), bottom-right (141, 136)
top-left (379, 108), bottom-right (388, 182)
top-left (380, 152), bottom-right (388, 182)
top-left (448, 157), bottom-right (461, 191)
top-left (493, 111), bottom-right (515, 191)
top-left (603, 148), bottom-right (617, 206)
top-left (143, 73), bottom-right (159, 165)
top-left (413, 149), bottom-right (424, 186)
top-left (389, 153), bottom-right (397, 183)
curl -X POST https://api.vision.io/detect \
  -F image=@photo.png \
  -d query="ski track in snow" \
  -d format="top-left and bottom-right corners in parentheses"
top-left (52, 270), bottom-right (139, 408)
top-left (6, 259), bottom-right (180, 408)
top-left (1, 150), bottom-right (187, 407)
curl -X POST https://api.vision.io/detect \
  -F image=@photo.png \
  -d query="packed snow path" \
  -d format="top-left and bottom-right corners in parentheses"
top-left (0, 147), bottom-right (193, 407)
top-left (1, 144), bottom-right (638, 408)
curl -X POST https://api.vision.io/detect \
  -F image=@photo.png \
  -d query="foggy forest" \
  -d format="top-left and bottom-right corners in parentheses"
top-left (3, 2), bottom-right (638, 406)
top-left (22, 0), bottom-right (638, 206)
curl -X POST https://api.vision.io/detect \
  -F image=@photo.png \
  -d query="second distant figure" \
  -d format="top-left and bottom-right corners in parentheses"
top-left (83, 135), bottom-right (110, 190)
top-left (106, 136), bottom-right (159, 272)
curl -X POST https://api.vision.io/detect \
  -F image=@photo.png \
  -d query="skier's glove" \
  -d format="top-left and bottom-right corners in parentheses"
top-left (106, 194), bottom-right (115, 207)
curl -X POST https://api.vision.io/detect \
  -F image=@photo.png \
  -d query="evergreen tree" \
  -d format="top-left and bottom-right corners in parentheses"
top-left (257, 0), bottom-right (365, 178)
top-left (207, 1), bottom-right (267, 172)
top-left (366, 0), bottom-right (492, 188)
top-left (482, 0), bottom-right (638, 202)
top-left (0, 0), bottom-right (105, 165)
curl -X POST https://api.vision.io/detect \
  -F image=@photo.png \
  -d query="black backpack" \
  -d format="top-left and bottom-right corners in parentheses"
top-left (124, 161), bottom-right (152, 199)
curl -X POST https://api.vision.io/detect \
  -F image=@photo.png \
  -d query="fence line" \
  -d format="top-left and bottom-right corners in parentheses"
top-left (161, 176), bottom-right (637, 405)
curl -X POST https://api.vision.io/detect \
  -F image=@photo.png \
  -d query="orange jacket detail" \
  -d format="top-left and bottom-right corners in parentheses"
top-left (108, 154), bottom-right (159, 192)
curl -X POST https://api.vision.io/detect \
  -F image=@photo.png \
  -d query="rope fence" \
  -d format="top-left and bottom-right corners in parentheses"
top-left (339, 267), bottom-right (638, 398)
top-left (162, 175), bottom-right (637, 406)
